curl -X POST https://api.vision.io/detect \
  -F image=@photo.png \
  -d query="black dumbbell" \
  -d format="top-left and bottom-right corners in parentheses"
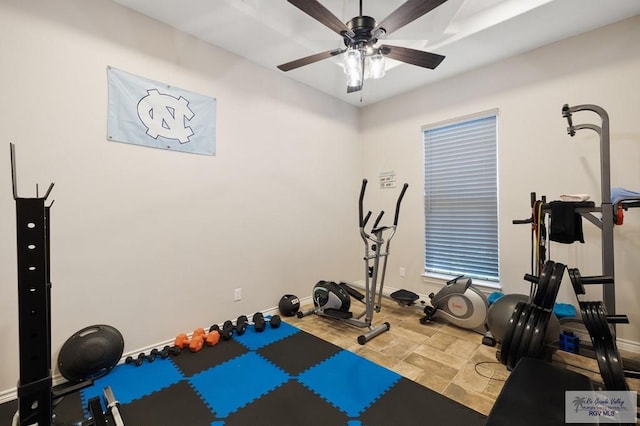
top-left (146, 346), bottom-right (171, 362)
top-left (252, 312), bottom-right (281, 332)
top-left (125, 352), bottom-right (146, 366)
top-left (221, 320), bottom-right (234, 340)
top-left (236, 315), bottom-right (248, 335)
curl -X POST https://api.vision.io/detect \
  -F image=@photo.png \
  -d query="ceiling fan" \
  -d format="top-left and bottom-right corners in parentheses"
top-left (277, 0), bottom-right (448, 93)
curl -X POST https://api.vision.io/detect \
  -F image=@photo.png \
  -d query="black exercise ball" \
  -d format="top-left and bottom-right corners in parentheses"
top-left (278, 294), bottom-right (300, 317)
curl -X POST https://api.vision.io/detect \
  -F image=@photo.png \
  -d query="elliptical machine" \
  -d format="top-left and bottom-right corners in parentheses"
top-left (298, 178), bottom-right (408, 345)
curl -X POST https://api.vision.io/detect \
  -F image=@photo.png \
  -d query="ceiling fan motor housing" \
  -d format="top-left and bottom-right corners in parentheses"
top-left (344, 15), bottom-right (378, 49)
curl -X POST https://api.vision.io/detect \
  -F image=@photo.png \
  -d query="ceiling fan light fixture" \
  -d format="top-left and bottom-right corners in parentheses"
top-left (344, 48), bottom-right (362, 72)
top-left (344, 48), bottom-right (363, 87)
top-left (369, 54), bottom-right (385, 79)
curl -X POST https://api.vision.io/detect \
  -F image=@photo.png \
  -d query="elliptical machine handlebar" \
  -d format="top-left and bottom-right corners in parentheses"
top-left (358, 179), bottom-right (409, 236)
top-left (394, 183), bottom-right (409, 226)
top-left (359, 178), bottom-right (368, 228)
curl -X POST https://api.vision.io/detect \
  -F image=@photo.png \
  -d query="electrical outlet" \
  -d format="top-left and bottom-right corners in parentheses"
top-left (234, 288), bottom-right (242, 301)
top-left (399, 267), bottom-right (406, 277)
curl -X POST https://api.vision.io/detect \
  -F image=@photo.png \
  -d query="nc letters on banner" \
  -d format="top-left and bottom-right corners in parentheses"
top-left (107, 66), bottom-right (216, 156)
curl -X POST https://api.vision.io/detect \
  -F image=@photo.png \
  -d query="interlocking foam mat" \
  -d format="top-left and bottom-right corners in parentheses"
top-left (1, 322), bottom-right (486, 425)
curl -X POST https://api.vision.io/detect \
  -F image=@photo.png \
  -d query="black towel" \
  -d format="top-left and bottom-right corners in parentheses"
top-left (549, 201), bottom-right (586, 244)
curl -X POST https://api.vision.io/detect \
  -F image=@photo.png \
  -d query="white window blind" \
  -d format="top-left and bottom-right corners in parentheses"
top-left (423, 113), bottom-right (499, 282)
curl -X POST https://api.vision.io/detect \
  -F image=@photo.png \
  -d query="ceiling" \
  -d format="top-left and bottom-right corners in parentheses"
top-left (110, 0), bottom-right (640, 107)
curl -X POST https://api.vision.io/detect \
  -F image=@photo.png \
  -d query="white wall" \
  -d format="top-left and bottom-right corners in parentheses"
top-left (0, 0), bottom-right (362, 396)
top-left (360, 16), bottom-right (640, 345)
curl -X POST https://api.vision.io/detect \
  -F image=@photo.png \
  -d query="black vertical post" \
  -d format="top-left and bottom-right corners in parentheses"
top-left (15, 197), bottom-right (53, 426)
top-left (11, 143), bottom-right (54, 426)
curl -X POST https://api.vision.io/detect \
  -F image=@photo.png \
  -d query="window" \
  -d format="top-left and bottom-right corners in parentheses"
top-left (423, 111), bottom-right (499, 283)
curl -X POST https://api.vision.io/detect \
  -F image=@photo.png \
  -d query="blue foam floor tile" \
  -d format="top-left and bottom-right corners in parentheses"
top-left (189, 351), bottom-right (289, 417)
top-left (234, 320), bottom-right (299, 350)
top-left (80, 358), bottom-right (184, 407)
top-left (298, 349), bottom-right (401, 417)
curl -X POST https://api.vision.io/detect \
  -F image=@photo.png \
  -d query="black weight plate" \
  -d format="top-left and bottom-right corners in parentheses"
top-left (58, 324), bottom-right (124, 382)
top-left (582, 303), bottom-right (616, 390)
top-left (499, 300), bottom-right (527, 366)
top-left (568, 267), bottom-right (586, 296)
top-left (588, 301), bottom-right (610, 341)
top-left (603, 337), bottom-right (628, 390)
top-left (579, 302), bottom-right (599, 339)
top-left (533, 261), bottom-right (555, 307)
top-left (541, 262), bottom-right (565, 310)
top-left (593, 301), bottom-right (613, 341)
top-left (527, 308), bottom-right (552, 359)
top-left (515, 304), bottom-right (543, 363)
top-left (594, 302), bottom-right (628, 391)
top-left (507, 303), bottom-right (534, 370)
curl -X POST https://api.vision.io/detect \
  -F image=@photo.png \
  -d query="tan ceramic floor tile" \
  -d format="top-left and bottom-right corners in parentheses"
top-left (444, 337), bottom-right (481, 359)
top-left (354, 346), bottom-right (399, 370)
top-left (425, 330), bottom-right (458, 351)
top-left (414, 370), bottom-right (451, 393)
top-left (391, 360), bottom-right (426, 381)
top-left (403, 352), bottom-right (459, 382)
top-left (451, 363), bottom-right (491, 394)
top-left (443, 382), bottom-right (495, 416)
top-left (389, 324), bottom-right (432, 344)
top-left (381, 337), bottom-right (420, 359)
top-left (412, 342), bottom-right (468, 370)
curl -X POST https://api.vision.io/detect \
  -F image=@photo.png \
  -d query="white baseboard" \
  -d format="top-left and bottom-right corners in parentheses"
top-left (616, 337), bottom-right (640, 354)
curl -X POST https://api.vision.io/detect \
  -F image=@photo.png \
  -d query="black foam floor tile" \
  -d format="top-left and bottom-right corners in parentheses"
top-left (224, 379), bottom-right (350, 426)
top-left (257, 330), bottom-right (342, 375)
top-left (360, 377), bottom-right (486, 426)
top-left (170, 339), bottom-right (249, 377)
top-left (0, 399), bottom-right (17, 425)
top-left (120, 380), bottom-right (216, 426)
top-left (53, 389), bottom-right (86, 424)
top-left (0, 391), bottom-right (85, 425)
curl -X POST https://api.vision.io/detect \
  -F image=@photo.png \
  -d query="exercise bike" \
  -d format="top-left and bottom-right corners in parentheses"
top-left (298, 178), bottom-right (408, 345)
top-left (391, 275), bottom-right (496, 346)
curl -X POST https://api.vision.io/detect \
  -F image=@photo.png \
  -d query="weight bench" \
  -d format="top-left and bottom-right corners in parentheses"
top-left (486, 357), bottom-right (593, 426)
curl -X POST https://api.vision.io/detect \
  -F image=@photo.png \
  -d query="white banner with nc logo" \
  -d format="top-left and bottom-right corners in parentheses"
top-left (107, 66), bottom-right (216, 156)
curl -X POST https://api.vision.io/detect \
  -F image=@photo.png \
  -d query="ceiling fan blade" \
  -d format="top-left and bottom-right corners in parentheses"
top-left (287, 0), bottom-right (355, 38)
top-left (380, 44), bottom-right (445, 69)
top-left (277, 48), bottom-right (345, 72)
top-left (373, 0), bottom-right (448, 37)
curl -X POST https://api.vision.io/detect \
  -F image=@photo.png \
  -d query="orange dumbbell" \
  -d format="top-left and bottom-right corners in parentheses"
top-left (174, 333), bottom-right (190, 349)
top-left (174, 329), bottom-right (206, 353)
top-left (189, 335), bottom-right (204, 352)
top-left (206, 325), bottom-right (221, 347)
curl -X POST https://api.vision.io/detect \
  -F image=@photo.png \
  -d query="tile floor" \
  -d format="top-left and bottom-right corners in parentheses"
top-left (284, 298), bottom-right (640, 417)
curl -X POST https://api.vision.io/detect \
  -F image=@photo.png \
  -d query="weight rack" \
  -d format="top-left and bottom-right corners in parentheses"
top-left (11, 143), bottom-right (55, 425)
